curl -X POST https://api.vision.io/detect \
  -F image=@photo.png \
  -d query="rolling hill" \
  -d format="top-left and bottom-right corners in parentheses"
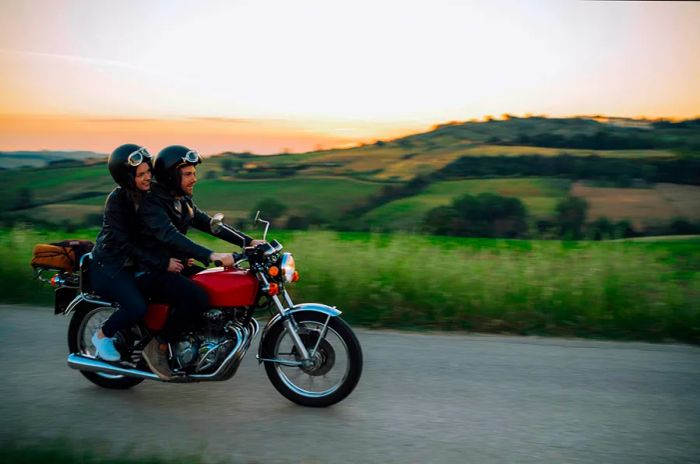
top-left (3, 116), bottom-right (699, 234)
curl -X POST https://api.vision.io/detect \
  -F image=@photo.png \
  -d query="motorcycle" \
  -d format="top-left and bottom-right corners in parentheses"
top-left (34, 213), bottom-right (362, 407)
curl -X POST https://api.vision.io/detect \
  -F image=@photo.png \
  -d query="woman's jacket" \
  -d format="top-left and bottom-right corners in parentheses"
top-left (93, 187), bottom-right (169, 276)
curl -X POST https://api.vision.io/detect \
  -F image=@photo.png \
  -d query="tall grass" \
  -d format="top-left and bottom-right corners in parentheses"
top-left (2, 227), bottom-right (698, 343)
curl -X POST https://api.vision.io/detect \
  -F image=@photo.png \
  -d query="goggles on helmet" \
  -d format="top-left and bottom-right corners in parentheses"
top-left (175, 150), bottom-right (200, 169)
top-left (126, 147), bottom-right (152, 167)
top-left (182, 150), bottom-right (199, 164)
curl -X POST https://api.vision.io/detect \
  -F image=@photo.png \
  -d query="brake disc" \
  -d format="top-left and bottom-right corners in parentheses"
top-left (293, 333), bottom-right (336, 376)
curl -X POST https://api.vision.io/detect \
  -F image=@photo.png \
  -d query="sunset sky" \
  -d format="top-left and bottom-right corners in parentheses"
top-left (1, 0), bottom-right (699, 155)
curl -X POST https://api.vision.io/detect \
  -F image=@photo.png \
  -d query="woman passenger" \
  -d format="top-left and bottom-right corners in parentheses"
top-left (90, 144), bottom-right (184, 361)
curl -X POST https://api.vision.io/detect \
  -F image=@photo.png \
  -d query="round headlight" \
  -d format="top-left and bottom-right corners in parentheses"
top-left (280, 253), bottom-right (295, 283)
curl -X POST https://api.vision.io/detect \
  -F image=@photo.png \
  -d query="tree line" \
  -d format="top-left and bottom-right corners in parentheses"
top-left (422, 193), bottom-right (699, 240)
top-left (438, 155), bottom-right (700, 186)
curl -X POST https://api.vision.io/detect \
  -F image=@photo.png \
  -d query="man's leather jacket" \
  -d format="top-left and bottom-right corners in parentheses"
top-left (93, 187), bottom-right (169, 276)
top-left (137, 182), bottom-right (253, 268)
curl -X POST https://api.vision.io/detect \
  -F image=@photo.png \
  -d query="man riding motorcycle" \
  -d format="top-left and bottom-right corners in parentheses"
top-left (137, 145), bottom-right (263, 379)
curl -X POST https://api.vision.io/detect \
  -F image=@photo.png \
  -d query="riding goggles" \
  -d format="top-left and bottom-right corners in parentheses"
top-left (182, 150), bottom-right (200, 164)
top-left (126, 147), bottom-right (152, 167)
top-left (175, 150), bottom-right (200, 168)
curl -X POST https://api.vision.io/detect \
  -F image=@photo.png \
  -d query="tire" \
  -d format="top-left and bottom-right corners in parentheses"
top-left (67, 305), bottom-right (144, 390)
top-left (261, 311), bottom-right (362, 407)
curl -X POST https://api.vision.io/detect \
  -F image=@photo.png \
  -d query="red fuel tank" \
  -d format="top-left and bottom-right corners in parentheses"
top-left (192, 267), bottom-right (259, 307)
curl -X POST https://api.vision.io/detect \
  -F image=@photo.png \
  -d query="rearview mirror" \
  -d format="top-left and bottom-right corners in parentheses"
top-left (210, 213), bottom-right (224, 234)
top-left (253, 210), bottom-right (270, 241)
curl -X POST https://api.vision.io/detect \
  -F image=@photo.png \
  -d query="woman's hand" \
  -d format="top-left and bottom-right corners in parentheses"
top-left (167, 258), bottom-right (184, 273)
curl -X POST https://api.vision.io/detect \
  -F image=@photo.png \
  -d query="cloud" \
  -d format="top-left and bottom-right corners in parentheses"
top-left (79, 118), bottom-right (163, 124)
top-left (0, 48), bottom-right (144, 71)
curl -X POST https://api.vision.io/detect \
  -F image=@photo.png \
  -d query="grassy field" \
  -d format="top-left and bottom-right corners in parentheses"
top-left (191, 177), bottom-right (383, 221)
top-left (4, 227), bottom-right (698, 343)
top-left (6, 175), bottom-right (386, 226)
top-left (362, 178), bottom-right (571, 230)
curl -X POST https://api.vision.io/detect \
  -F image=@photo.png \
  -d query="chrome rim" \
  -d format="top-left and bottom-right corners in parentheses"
top-left (77, 306), bottom-right (124, 379)
top-left (273, 320), bottom-right (350, 398)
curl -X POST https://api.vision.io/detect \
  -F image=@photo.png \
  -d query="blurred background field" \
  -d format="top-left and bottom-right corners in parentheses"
top-left (4, 117), bottom-right (700, 235)
top-left (3, 116), bottom-right (699, 343)
top-left (4, 227), bottom-right (698, 344)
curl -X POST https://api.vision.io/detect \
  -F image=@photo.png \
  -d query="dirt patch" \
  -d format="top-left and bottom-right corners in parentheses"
top-left (570, 182), bottom-right (700, 228)
top-left (655, 183), bottom-right (700, 220)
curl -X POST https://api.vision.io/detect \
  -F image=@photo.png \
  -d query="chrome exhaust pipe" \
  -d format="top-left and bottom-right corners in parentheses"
top-left (67, 353), bottom-right (160, 381)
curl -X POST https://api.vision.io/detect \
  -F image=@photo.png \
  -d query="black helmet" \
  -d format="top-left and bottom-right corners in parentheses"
top-left (108, 144), bottom-right (153, 189)
top-left (153, 145), bottom-right (201, 194)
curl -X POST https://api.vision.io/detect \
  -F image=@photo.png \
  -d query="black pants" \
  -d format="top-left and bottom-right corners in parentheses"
top-left (91, 265), bottom-right (147, 339)
top-left (138, 271), bottom-right (209, 343)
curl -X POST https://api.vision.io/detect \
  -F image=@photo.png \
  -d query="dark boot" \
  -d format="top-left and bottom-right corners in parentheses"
top-left (142, 339), bottom-right (172, 380)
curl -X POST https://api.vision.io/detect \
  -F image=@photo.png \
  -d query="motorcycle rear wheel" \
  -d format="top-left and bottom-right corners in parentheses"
top-left (262, 311), bottom-right (362, 407)
top-left (68, 305), bottom-right (144, 390)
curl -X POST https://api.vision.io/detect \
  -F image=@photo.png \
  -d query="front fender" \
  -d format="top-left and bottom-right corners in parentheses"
top-left (257, 303), bottom-right (341, 362)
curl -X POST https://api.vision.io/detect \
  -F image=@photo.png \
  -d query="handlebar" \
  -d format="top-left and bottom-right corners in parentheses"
top-left (213, 252), bottom-right (246, 268)
top-left (212, 240), bottom-right (281, 267)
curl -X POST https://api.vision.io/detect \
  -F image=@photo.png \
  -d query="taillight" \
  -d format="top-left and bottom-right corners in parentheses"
top-left (50, 274), bottom-right (64, 287)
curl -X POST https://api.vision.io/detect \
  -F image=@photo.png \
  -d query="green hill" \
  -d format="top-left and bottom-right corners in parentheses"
top-left (3, 116), bottom-right (700, 233)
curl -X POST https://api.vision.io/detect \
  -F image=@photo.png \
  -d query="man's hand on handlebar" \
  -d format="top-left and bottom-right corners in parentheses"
top-left (249, 239), bottom-right (267, 247)
top-left (210, 252), bottom-right (234, 267)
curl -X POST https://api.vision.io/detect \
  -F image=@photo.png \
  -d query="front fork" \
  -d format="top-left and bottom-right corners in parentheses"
top-left (261, 274), bottom-right (331, 367)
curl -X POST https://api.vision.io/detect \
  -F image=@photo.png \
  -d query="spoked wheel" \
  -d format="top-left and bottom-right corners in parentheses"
top-left (262, 311), bottom-right (363, 407)
top-left (67, 305), bottom-right (144, 389)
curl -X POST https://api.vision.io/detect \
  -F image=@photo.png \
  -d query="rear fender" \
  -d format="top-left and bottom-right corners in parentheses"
top-left (63, 292), bottom-right (113, 316)
top-left (257, 303), bottom-right (341, 362)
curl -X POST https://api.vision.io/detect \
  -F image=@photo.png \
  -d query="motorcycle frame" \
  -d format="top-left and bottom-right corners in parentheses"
top-left (63, 231), bottom-right (344, 381)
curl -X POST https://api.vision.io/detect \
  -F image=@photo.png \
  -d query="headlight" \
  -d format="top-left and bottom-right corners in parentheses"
top-left (280, 253), bottom-right (295, 283)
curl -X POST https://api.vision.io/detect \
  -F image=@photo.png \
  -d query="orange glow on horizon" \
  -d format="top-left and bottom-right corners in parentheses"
top-left (1, 112), bottom-right (698, 156)
top-left (0, 114), bottom-right (421, 155)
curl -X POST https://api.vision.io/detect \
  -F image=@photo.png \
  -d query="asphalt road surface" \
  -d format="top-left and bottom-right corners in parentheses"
top-left (1, 305), bottom-right (699, 464)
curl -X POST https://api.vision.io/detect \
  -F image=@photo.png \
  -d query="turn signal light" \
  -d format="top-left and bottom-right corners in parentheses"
top-left (268, 266), bottom-right (279, 277)
top-left (292, 271), bottom-right (299, 282)
top-left (268, 283), bottom-right (280, 296)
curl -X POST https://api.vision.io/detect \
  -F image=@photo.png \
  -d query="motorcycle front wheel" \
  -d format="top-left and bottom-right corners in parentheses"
top-left (68, 305), bottom-right (144, 390)
top-left (262, 311), bottom-right (363, 407)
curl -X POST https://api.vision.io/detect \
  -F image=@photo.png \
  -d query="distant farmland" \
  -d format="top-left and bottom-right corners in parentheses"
top-left (572, 182), bottom-right (700, 228)
top-left (362, 178), bottom-right (570, 230)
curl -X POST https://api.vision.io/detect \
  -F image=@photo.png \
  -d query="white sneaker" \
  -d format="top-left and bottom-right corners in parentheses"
top-left (91, 332), bottom-right (121, 361)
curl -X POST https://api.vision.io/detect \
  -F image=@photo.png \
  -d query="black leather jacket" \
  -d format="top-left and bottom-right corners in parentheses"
top-left (137, 182), bottom-right (253, 267)
top-left (93, 187), bottom-right (169, 276)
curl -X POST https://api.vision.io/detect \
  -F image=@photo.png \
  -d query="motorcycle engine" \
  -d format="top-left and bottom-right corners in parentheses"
top-left (172, 309), bottom-right (238, 373)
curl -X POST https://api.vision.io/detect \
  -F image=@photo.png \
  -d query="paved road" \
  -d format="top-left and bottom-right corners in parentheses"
top-left (1, 305), bottom-right (699, 464)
